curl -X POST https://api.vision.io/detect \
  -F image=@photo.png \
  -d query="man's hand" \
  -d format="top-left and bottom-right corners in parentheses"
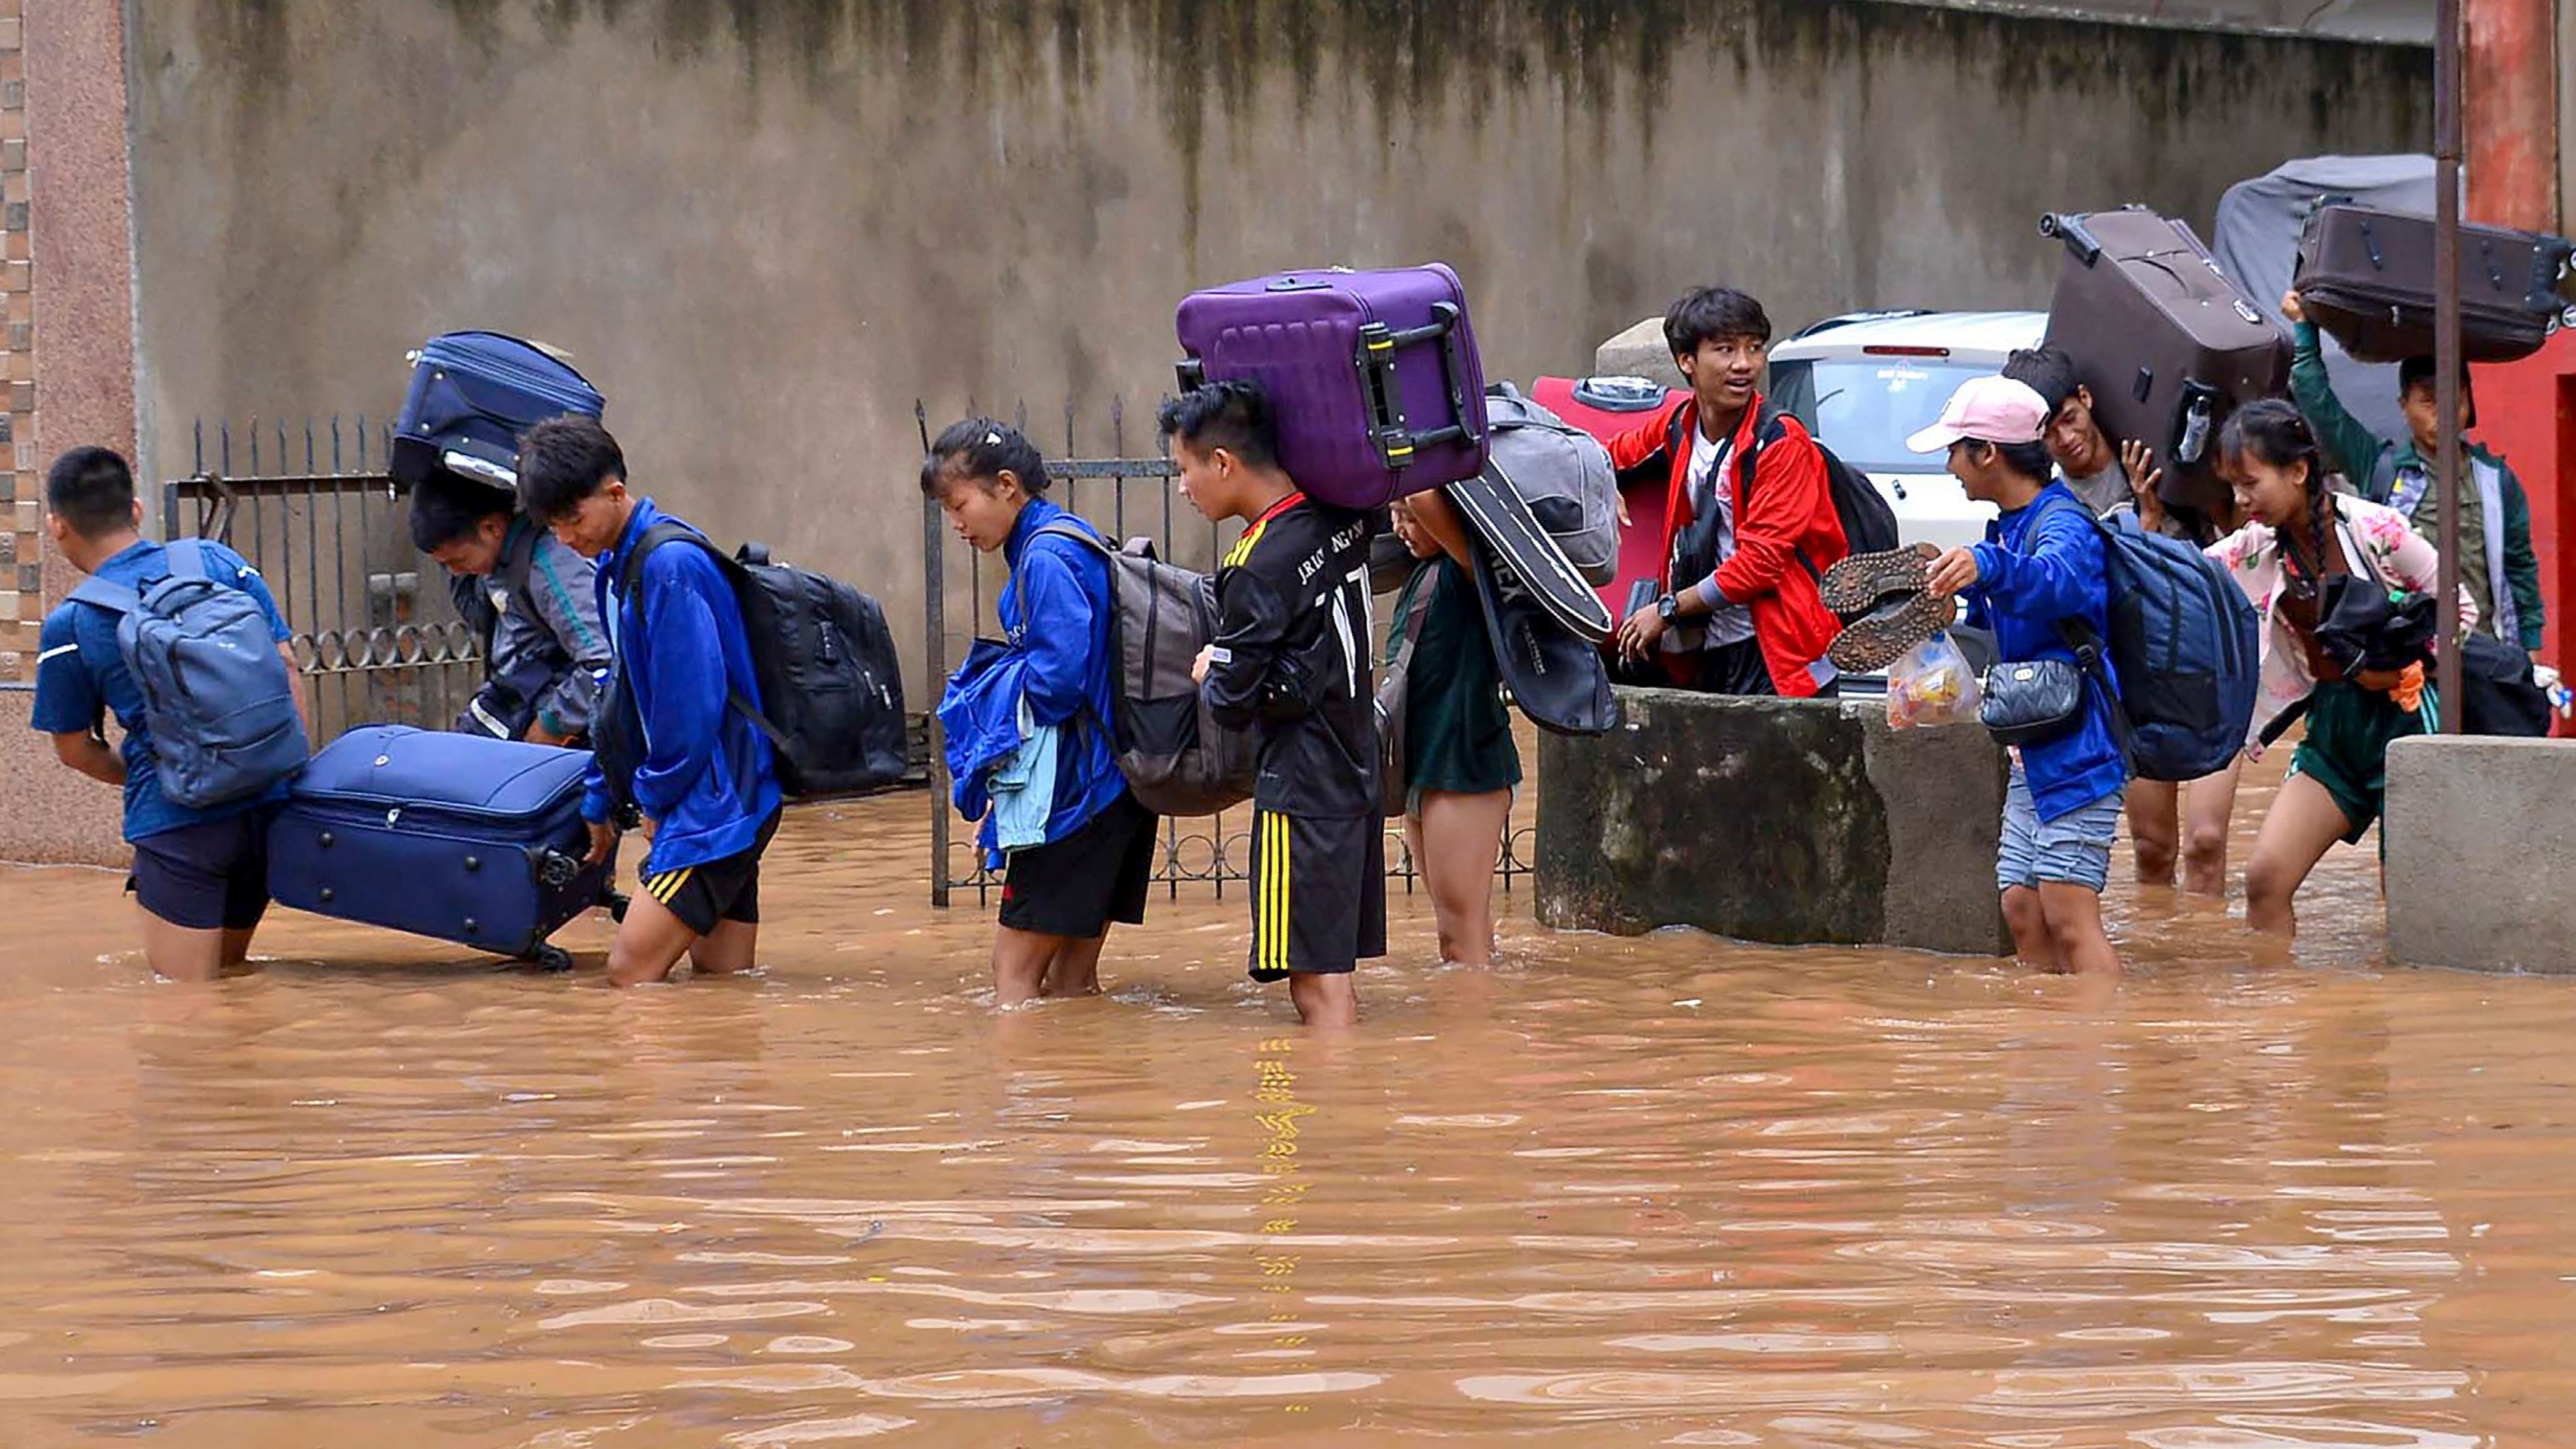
top-left (585, 820), bottom-right (618, 867)
top-left (2280, 290), bottom-right (2307, 325)
top-left (1192, 644), bottom-right (1217, 685)
top-left (1615, 604), bottom-right (1668, 662)
top-left (523, 721), bottom-right (573, 748)
top-left (2121, 439), bottom-right (2169, 532)
top-left (1927, 546), bottom-right (1983, 599)
top-left (640, 815), bottom-right (659, 841)
top-left (2353, 666), bottom-right (2408, 693)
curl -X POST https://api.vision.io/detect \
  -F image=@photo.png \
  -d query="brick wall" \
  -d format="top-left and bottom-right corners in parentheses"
top-left (2, 0), bottom-right (131, 864)
top-left (0, 0), bottom-right (29, 685)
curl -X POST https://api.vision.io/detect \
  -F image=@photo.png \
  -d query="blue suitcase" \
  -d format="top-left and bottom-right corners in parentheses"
top-left (267, 726), bottom-right (621, 969)
top-left (390, 331), bottom-right (606, 490)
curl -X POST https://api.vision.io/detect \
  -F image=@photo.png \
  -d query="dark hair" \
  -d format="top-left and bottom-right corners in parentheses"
top-left (515, 415), bottom-right (626, 523)
top-left (2001, 344), bottom-right (2081, 416)
top-left (2220, 398), bottom-right (2332, 584)
top-left (44, 446), bottom-right (136, 539)
top-left (920, 418), bottom-right (1052, 499)
top-left (409, 469), bottom-right (513, 552)
top-left (2397, 354), bottom-right (2479, 427)
top-left (1158, 378), bottom-right (1279, 469)
top-left (1967, 437), bottom-right (2056, 484)
top-left (1662, 286), bottom-right (1773, 360)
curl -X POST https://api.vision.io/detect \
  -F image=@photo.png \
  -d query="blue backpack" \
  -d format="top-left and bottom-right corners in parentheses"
top-left (70, 540), bottom-right (310, 809)
top-left (2055, 506), bottom-right (2261, 782)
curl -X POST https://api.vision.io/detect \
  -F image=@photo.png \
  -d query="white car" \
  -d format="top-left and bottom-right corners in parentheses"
top-left (1765, 309), bottom-right (2047, 553)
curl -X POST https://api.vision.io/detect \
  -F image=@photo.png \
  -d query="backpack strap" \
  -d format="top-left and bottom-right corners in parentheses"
top-left (1734, 401), bottom-right (1825, 586)
top-left (68, 538), bottom-right (221, 617)
top-left (611, 520), bottom-right (789, 751)
top-left (164, 538), bottom-right (214, 582)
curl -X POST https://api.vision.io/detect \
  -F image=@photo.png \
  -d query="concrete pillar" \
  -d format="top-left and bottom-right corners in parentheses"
top-left (2466, 0), bottom-right (2559, 231)
top-left (0, 0), bottom-right (134, 864)
top-left (2385, 735), bottom-right (2576, 973)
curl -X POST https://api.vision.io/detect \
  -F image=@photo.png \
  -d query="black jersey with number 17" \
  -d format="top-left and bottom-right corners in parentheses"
top-left (1201, 494), bottom-right (1380, 820)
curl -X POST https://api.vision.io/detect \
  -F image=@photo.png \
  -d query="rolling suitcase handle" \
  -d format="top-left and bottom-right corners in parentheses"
top-left (2039, 212), bottom-right (2104, 267)
top-left (1358, 301), bottom-right (1480, 471)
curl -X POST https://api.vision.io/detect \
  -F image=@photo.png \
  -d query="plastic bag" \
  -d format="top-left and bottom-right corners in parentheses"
top-left (1885, 631), bottom-right (1983, 730)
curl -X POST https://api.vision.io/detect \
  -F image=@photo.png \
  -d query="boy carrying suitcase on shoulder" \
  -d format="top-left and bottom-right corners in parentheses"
top-left (410, 469), bottom-right (611, 747)
top-left (515, 416), bottom-right (783, 988)
top-left (1164, 380), bottom-right (1384, 1029)
top-left (31, 447), bottom-right (311, 981)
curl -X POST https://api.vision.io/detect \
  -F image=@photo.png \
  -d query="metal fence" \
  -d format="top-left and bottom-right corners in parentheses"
top-left (918, 399), bottom-right (1536, 907)
top-left (161, 418), bottom-right (483, 747)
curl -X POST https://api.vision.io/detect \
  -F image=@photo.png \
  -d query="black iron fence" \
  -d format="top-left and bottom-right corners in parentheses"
top-left (917, 399), bottom-right (1535, 907)
top-left (161, 418), bottom-right (482, 747)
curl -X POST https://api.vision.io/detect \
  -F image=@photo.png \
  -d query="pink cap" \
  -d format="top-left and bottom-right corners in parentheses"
top-left (1906, 375), bottom-right (2052, 453)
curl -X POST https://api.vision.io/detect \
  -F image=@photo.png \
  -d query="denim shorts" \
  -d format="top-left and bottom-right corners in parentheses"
top-left (1997, 766), bottom-right (2123, 894)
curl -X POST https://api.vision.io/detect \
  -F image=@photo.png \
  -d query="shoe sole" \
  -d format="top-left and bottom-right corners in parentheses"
top-left (1828, 591), bottom-right (1957, 675)
top-left (1820, 542), bottom-right (1938, 617)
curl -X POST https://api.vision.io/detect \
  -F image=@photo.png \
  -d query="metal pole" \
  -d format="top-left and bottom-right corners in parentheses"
top-left (2434, 0), bottom-right (2465, 730)
top-left (920, 403), bottom-right (951, 907)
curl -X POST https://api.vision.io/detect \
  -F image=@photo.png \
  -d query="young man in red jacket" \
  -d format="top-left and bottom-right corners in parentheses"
top-left (1608, 287), bottom-right (1848, 696)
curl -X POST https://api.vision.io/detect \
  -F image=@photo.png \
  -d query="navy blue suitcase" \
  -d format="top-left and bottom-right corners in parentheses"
top-left (390, 331), bottom-right (605, 489)
top-left (267, 726), bottom-right (620, 969)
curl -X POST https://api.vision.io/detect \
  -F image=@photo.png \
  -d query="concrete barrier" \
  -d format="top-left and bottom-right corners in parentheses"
top-left (2385, 735), bottom-right (2576, 974)
top-left (1537, 687), bottom-right (2010, 955)
top-left (1592, 317), bottom-right (1686, 390)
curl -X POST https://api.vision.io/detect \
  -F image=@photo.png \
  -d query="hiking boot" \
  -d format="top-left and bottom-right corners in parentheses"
top-left (1827, 591), bottom-right (1958, 675)
top-left (1820, 542), bottom-right (1939, 618)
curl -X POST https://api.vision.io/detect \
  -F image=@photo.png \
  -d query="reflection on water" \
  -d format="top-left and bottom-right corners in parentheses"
top-left (3, 762), bottom-right (2572, 1446)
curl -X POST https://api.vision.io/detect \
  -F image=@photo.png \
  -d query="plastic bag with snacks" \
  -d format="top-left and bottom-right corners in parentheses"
top-left (1884, 631), bottom-right (1983, 730)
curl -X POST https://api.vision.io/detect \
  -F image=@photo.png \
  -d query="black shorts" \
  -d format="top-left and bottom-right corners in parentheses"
top-left (640, 811), bottom-right (781, 937)
top-left (127, 807), bottom-right (279, 932)
top-left (1247, 808), bottom-right (1388, 982)
top-left (1000, 792), bottom-right (1158, 938)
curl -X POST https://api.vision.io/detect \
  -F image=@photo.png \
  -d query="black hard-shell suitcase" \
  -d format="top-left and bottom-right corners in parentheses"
top-left (2295, 203), bottom-right (2573, 364)
top-left (268, 726), bottom-right (621, 969)
top-left (2040, 206), bottom-right (2290, 518)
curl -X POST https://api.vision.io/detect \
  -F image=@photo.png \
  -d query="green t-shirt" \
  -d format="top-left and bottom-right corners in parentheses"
top-left (1388, 556), bottom-right (1522, 797)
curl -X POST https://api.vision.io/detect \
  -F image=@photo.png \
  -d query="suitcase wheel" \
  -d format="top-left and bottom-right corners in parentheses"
top-left (528, 944), bottom-right (574, 973)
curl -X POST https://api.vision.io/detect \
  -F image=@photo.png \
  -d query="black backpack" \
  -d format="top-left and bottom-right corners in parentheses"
top-left (604, 524), bottom-right (907, 801)
top-left (1666, 401), bottom-right (1897, 591)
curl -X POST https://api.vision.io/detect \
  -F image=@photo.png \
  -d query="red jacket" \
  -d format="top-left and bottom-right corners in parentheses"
top-left (1605, 392), bottom-right (1846, 697)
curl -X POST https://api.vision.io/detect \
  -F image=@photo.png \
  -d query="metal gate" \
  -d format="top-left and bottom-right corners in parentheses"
top-left (161, 418), bottom-right (482, 747)
top-left (918, 400), bottom-right (1535, 907)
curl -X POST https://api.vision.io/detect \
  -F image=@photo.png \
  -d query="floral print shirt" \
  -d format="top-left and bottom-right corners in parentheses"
top-left (2205, 495), bottom-right (2477, 749)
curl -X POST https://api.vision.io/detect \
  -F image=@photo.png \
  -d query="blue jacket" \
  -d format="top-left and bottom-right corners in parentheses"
top-left (993, 501), bottom-right (1128, 838)
top-left (1965, 483), bottom-right (2129, 822)
top-left (940, 637), bottom-right (1033, 833)
top-left (582, 498), bottom-right (781, 874)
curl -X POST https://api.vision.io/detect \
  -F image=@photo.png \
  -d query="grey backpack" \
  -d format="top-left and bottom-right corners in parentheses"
top-left (1039, 523), bottom-right (1258, 817)
top-left (1484, 382), bottom-right (1619, 587)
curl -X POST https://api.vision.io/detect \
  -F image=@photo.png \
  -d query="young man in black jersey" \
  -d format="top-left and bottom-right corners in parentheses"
top-left (1166, 379), bottom-right (1384, 1028)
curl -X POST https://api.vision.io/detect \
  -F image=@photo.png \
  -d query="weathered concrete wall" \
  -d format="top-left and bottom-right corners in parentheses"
top-left (122, 1), bottom-right (2428, 696)
top-left (1, 0), bottom-right (139, 864)
top-left (1537, 689), bottom-right (2011, 955)
top-left (2385, 735), bottom-right (2576, 974)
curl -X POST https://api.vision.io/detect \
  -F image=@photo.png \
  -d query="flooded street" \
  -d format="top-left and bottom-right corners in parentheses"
top-left (3, 764), bottom-right (2573, 1447)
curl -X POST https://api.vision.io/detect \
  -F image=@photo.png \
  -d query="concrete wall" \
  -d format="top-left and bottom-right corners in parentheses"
top-left (2385, 735), bottom-right (2576, 973)
top-left (1, 0), bottom-right (138, 864)
top-left (1538, 690), bottom-right (2011, 956)
top-left (122, 0), bottom-right (2429, 695)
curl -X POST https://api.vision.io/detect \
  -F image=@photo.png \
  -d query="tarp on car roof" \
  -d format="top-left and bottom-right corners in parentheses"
top-left (2211, 154), bottom-right (2437, 457)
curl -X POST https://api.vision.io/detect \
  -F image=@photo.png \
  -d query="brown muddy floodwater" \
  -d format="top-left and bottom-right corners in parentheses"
top-left (2, 759), bottom-right (2573, 1447)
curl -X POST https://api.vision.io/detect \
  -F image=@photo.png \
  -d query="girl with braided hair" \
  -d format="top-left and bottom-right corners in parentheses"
top-left (2204, 399), bottom-right (2474, 937)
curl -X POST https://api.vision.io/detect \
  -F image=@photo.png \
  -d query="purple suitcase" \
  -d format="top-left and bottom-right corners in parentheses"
top-left (1175, 264), bottom-right (1489, 510)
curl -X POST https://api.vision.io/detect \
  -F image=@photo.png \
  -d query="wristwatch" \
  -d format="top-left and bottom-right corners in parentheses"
top-left (1656, 593), bottom-right (1681, 624)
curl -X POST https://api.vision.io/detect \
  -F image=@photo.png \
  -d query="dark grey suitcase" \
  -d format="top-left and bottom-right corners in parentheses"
top-left (2040, 206), bottom-right (2290, 519)
top-left (2295, 203), bottom-right (2573, 364)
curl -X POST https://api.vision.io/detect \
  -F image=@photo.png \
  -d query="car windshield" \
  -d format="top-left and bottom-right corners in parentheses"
top-left (1769, 358), bottom-right (1991, 475)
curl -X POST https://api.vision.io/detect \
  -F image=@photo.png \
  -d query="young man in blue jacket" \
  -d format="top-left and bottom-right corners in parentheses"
top-left (924, 418), bottom-right (1155, 1006)
top-left (31, 446), bottom-right (309, 981)
top-left (516, 417), bottom-right (782, 988)
top-left (1916, 377), bottom-right (2127, 977)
